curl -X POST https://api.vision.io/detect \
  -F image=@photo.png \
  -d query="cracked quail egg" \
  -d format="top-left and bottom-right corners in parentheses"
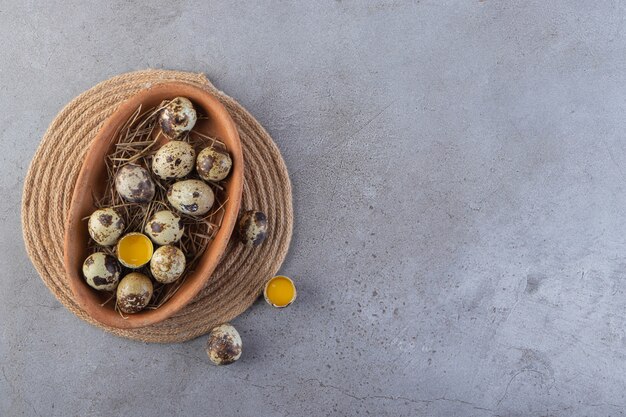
top-left (206, 323), bottom-right (242, 365)
top-left (116, 232), bottom-right (153, 269)
top-left (144, 210), bottom-right (184, 245)
top-left (196, 147), bottom-right (232, 182)
top-left (159, 97), bottom-right (197, 138)
top-left (150, 245), bottom-right (186, 284)
top-left (167, 179), bottom-right (214, 216)
top-left (82, 252), bottom-right (122, 291)
top-left (116, 272), bottom-right (153, 314)
top-left (115, 164), bottom-right (155, 203)
top-left (88, 208), bottom-right (125, 246)
top-left (152, 140), bottom-right (196, 180)
top-left (238, 210), bottom-right (268, 247)
top-left (264, 275), bottom-right (297, 308)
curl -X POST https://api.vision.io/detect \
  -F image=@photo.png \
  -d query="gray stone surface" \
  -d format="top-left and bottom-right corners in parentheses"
top-left (2, 1), bottom-right (626, 416)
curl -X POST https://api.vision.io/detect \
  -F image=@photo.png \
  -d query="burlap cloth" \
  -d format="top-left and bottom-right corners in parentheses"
top-left (21, 69), bottom-right (293, 343)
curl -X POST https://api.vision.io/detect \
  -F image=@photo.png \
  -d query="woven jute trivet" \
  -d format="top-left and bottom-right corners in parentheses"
top-left (21, 69), bottom-right (293, 343)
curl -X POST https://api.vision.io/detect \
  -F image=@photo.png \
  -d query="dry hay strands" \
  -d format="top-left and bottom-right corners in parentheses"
top-left (188, 129), bottom-right (226, 150)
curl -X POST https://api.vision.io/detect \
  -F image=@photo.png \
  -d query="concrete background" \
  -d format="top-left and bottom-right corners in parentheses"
top-left (2, 1), bottom-right (626, 416)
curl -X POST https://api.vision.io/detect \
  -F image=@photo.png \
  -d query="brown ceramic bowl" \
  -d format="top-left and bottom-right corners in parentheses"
top-left (64, 82), bottom-right (243, 329)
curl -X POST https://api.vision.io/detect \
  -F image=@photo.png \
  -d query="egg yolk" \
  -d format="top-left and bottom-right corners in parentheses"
top-left (117, 233), bottom-right (153, 268)
top-left (265, 276), bottom-right (296, 307)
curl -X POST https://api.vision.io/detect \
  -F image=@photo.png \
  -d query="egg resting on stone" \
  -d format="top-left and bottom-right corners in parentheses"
top-left (115, 164), bottom-right (155, 203)
top-left (152, 141), bottom-right (196, 180)
top-left (150, 245), bottom-right (186, 284)
top-left (206, 323), bottom-right (242, 365)
top-left (167, 179), bottom-right (214, 216)
top-left (159, 97), bottom-right (197, 138)
top-left (116, 272), bottom-right (153, 314)
top-left (196, 147), bottom-right (232, 182)
top-left (88, 208), bottom-right (125, 246)
top-left (144, 210), bottom-right (184, 245)
top-left (82, 252), bottom-right (122, 291)
top-left (238, 210), bottom-right (268, 247)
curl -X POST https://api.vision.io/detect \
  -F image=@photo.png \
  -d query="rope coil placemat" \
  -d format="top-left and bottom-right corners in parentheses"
top-left (21, 69), bottom-right (293, 343)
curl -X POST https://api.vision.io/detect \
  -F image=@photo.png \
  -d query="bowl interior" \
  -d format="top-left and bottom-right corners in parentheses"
top-left (64, 82), bottom-right (243, 329)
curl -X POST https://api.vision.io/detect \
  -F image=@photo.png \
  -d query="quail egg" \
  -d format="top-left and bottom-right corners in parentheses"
top-left (144, 210), bottom-right (184, 245)
top-left (196, 147), bottom-right (232, 182)
top-left (116, 272), bottom-right (153, 314)
top-left (167, 179), bottom-right (214, 216)
top-left (115, 164), bottom-right (155, 203)
top-left (159, 97), bottom-right (197, 138)
top-left (238, 210), bottom-right (268, 247)
top-left (206, 323), bottom-right (242, 365)
top-left (150, 245), bottom-right (186, 284)
top-left (88, 208), bottom-right (125, 246)
top-left (82, 252), bottom-right (122, 291)
top-left (152, 140), bottom-right (196, 180)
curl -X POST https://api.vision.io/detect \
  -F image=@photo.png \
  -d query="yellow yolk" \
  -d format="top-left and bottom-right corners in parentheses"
top-left (117, 233), bottom-right (153, 268)
top-left (265, 276), bottom-right (296, 307)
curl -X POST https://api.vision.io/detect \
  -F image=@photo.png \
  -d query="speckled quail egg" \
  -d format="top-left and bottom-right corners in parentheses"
top-left (144, 210), bottom-right (184, 245)
top-left (196, 147), bottom-right (232, 182)
top-left (159, 97), bottom-right (197, 138)
top-left (115, 164), bottom-right (155, 203)
top-left (116, 272), bottom-right (153, 314)
top-left (88, 208), bottom-right (125, 246)
top-left (150, 245), bottom-right (186, 284)
top-left (82, 252), bottom-right (122, 291)
top-left (167, 179), bottom-right (214, 216)
top-left (238, 210), bottom-right (268, 247)
top-left (206, 323), bottom-right (242, 365)
top-left (152, 140), bottom-right (196, 180)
